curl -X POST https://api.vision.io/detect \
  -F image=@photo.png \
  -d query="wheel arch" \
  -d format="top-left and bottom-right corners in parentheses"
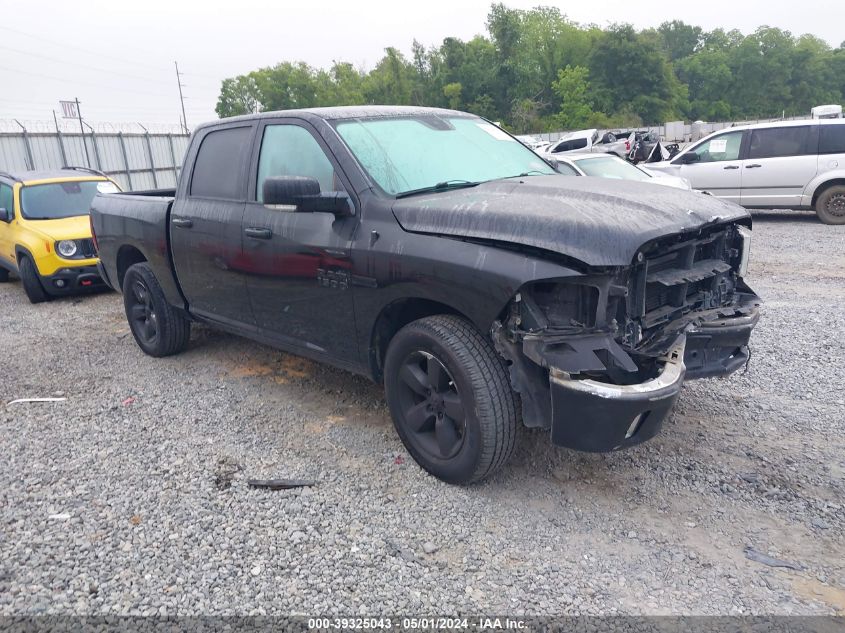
top-left (116, 245), bottom-right (148, 292)
top-left (369, 297), bottom-right (485, 383)
top-left (810, 177), bottom-right (845, 207)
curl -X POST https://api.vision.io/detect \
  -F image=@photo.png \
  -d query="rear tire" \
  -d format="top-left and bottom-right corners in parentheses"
top-left (815, 185), bottom-right (845, 225)
top-left (19, 256), bottom-right (50, 304)
top-left (384, 315), bottom-right (518, 484)
top-left (123, 262), bottom-right (190, 357)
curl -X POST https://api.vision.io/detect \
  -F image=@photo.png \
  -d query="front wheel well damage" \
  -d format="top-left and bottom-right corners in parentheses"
top-left (370, 298), bottom-right (467, 382)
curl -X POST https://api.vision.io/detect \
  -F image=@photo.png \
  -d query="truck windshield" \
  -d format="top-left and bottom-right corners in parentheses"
top-left (334, 115), bottom-right (555, 196)
top-left (20, 180), bottom-right (104, 220)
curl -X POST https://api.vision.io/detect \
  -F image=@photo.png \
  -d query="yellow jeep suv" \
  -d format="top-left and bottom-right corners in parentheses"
top-left (0, 168), bottom-right (120, 303)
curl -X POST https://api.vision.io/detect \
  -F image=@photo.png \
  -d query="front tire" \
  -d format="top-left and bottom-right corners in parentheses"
top-left (123, 263), bottom-right (190, 357)
top-left (384, 315), bottom-right (518, 484)
top-left (0, 268), bottom-right (9, 283)
top-left (19, 256), bottom-right (50, 304)
top-left (815, 185), bottom-right (845, 225)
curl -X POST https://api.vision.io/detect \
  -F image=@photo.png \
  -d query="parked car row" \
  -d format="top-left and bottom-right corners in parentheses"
top-left (648, 118), bottom-right (845, 224)
top-left (550, 153), bottom-right (692, 190)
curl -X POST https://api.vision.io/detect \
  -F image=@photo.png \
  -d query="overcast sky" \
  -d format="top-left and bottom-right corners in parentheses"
top-left (1, 0), bottom-right (841, 130)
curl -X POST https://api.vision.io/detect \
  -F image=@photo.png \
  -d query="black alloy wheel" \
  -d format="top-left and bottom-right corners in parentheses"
top-left (396, 350), bottom-right (467, 461)
top-left (128, 277), bottom-right (158, 347)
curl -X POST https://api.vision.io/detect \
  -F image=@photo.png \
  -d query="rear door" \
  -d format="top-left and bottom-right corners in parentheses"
top-left (170, 123), bottom-right (257, 328)
top-left (675, 129), bottom-right (745, 203)
top-left (241, 118), bottom-right (359, 361)
top-left (740, 125), bottom-right (818, 208)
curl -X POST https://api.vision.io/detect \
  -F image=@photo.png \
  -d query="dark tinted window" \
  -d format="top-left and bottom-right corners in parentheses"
top-left (748, 126), bottom-right (810, 159)
top-left (571, 138), bottom-right (588, 150)
top-left (0, 183), bottom-right (13, 221)
top-left (819, 125), bottom-right (845, 154)
top-left (190, 126), bottom-right (251, 199)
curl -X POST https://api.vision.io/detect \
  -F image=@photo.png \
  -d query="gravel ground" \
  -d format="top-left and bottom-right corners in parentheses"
top-left (1, 209), bottom-right (843, 616)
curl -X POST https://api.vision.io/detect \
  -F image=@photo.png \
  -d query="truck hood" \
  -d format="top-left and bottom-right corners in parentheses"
top-left (24, 215), bottom-right (92, 241)
top-left (391, 176), bottom-right (748, 267)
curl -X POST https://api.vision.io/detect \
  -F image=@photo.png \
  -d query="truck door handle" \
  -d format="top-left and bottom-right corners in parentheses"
top-left (171, 217), bottom-right (193, 228)
top-left (723, 165), bottom-right (739, 170)
top-left (244, 227), bottom-right (272, 239)
top-left (745, 164), bottom-right (762, 169)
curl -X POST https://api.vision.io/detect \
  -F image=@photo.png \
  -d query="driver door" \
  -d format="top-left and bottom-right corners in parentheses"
top-left (242, 120), bottom-right (359, 361)
top-left (676, 130), bottom-right (746, 203)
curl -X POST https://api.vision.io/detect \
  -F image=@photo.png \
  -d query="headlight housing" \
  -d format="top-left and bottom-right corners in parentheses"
top-left (56, 240), bottom-right (79, 258)
top-left (736, 226), bottom-right (751, 278)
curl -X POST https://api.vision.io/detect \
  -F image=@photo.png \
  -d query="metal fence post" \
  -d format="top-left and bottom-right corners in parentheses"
top-left (167, 134), bottom-right (179, 182)
top-left (117, 132), bottom-right (133, 190)
top-left (53, 111), bottom-right (68, 167)
top-left (84, 123), bottom-right (103, 171)
top-left (14, 120), bottom-right (35, 170)
top-left (138, 123), bottom-right (158, 188)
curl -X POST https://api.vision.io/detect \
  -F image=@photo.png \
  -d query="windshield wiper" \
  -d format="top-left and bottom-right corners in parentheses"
top-left (395, 180), bottom-right (481, 199)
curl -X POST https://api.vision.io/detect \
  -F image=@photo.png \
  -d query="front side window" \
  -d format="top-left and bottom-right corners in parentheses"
top-left (256, 125), bottom-right (342, 202)
top-left (0, 183), bottom-right (13, 221)
top-left (190, 126), bottom-right (252, 199)
top-left (19, 180), bottom-right (102, 220)
top-left (575, 156), bottom-right (651, 182)
top-left (686, 131), bottom-right (743, 163)
top-left (819, 125), bottom-right (845, 154)
top-left (748, 126), bottom-right (810, 159)
top-left (334, 115), bottom-right (554, 195)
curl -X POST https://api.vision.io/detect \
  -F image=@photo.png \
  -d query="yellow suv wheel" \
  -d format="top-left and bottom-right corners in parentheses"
top-left (19, 256), bottom-right (50, 304)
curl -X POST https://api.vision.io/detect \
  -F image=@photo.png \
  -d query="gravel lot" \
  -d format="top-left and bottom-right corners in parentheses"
top-left (1, 209), bottom-right (843, 616)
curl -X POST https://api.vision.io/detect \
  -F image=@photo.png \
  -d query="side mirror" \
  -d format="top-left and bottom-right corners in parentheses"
top-left (262, 176), bottom-right (352, 216)
top-left (0, 207), bottom-right (10, 222)
top-left (678, 152), bottom-right (699, 164)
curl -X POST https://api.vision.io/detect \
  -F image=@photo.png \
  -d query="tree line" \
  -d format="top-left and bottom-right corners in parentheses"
top-left (215, 3), bottom-right (845, 133)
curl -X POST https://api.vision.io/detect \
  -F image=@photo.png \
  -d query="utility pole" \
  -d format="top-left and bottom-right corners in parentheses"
top-left (175, 61), bottom-right (188, 134)
top-left (75, 98), bottom-right (91, 167)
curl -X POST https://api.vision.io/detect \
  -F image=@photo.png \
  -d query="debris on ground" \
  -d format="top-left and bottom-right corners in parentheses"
top-left (247, 478), bottom-right (317, 490)
top-left (7, 397), bottom-right (67, 405)
top-left (744, 547), bottom-right (805, 571)
top-left (214, 457), bottom-right (242, 491)
top-left (121, 397), bottom-right (135, 407)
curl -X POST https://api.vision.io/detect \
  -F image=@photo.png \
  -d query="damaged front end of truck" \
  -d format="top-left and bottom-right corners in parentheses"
top-left (492, 222), bottom-right (761, 452)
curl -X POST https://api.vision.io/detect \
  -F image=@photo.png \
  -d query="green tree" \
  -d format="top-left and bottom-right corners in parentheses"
top-left (215, 75), bottom-right (261, 118)
top-left (552, 65), bottom-right (595, 129)
top-left (443, 82), bottom-right (462, 109)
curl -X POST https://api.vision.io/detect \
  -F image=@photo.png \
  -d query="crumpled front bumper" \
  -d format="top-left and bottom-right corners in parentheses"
top-left (546, 303), bottom-right (760, 452)
top-left (549, 337), bottom-right (686, 452)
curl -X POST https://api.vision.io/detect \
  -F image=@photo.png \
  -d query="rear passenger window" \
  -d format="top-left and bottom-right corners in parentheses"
top-left (819, 125), bottom-right (845, 154)
top-left (571, 138), bottom-right (588, 150)
top-left (190, 126), bottom-right (252, 199)
top-left (748, 126), bottom-right (811, 159)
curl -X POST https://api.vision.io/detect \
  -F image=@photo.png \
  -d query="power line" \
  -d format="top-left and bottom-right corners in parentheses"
top-left (0, 24), bottom-right (172, 73)
top-left (0, 63), bottom-right (181, 98)
top-left (0, 44), bottom-right (220, 92)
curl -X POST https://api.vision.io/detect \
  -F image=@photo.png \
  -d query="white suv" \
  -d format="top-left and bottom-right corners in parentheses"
top-left (648, 119), bottom-right (845, 224)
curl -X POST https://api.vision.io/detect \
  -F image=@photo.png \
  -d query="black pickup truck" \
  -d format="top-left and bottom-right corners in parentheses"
top-left (90, 106), bottom-right (760, 484)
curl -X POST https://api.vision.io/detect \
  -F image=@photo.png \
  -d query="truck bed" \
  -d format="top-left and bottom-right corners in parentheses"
top-left (90, 191), bottom-right (182, 306)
